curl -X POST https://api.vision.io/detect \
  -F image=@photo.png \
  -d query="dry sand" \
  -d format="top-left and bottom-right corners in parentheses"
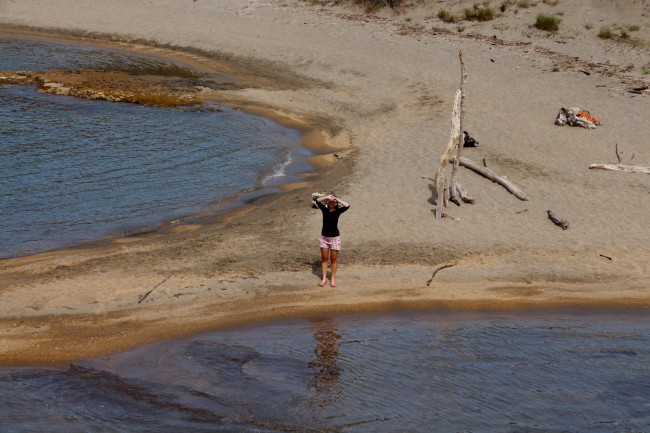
top-left (1, 0), bottom-right (649, 366)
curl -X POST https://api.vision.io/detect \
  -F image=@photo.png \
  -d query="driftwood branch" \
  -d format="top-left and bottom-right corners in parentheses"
top-left (547, 210), bottom-right (569, 230)
top-left (449, 156), bottom-right (529, 201)
top-left (589, 163), bottom-right (650, 174)
top-left (138, 274), bottom-right (172, 303)
top-left (426, 263), bottom-right (456, 286)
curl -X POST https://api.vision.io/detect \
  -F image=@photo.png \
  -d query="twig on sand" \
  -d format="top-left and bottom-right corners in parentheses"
top-left (426, 263), bottom-right (456, 286)
top-left (138, 274), bottom-right (172, 304)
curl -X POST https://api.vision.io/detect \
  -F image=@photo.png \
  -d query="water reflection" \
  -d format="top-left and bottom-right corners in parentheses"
top-left (2, 311), bottom-right (650, 432)
top-left (308, 318), bottom-right (342, 405)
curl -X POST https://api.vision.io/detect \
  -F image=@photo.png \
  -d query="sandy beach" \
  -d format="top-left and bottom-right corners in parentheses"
top-left (1, 0), bottom-right (649, 366)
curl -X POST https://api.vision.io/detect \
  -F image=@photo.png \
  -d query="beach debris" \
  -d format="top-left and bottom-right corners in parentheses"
top-left (138, 274), bottom-right (172, 304)
top-left (463, 131), bottom-right (479, 147)
top-left (547, 210), bottom-right (569, 230)
top-left (516, 209), bottom-right (528, 214)
top-left (599, 254), bottom-right (613, 261)
top-left (628, 85), bottom-right (649, 95)
top-left (554, 107), bottom-right (600, 129)
top-left (589, 143), bottom-right (650, 174)
top-left (312, 192), bottom-right (326, 208)
top-left (449, 156), bottom-right (529, 201)
top-left (426, 263), bottom-right (456, 286)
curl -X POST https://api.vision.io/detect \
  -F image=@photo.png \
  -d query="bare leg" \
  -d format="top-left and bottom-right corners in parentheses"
top-left (330, 249), bottom-right (339, 287)
top-left (320, 247), bottom-right (329, 286)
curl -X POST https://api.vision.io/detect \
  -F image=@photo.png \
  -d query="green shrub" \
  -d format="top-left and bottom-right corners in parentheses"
top-left (552, 65), bottom-right (560, 72)
top-left (535, 14), bottom-right (561, 31)
top-left (438, 9), bottom-right (457, 23)
top-left (628, 24), bottom-right (640, 32)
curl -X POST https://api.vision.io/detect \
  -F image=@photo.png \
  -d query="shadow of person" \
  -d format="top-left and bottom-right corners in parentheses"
top-left (308, 318), bottom-right (342, 406)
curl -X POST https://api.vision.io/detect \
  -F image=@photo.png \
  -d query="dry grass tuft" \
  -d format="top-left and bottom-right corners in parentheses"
top-left (535, 14), bottom-right (561, 31)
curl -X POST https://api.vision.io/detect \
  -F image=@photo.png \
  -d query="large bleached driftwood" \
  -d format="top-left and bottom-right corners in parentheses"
top-left (434, 89), bottom-right (461, 220)
top-left (449, 156), bottom-right (529, 201)
top-left (449, 51), bottom-right (467, 202)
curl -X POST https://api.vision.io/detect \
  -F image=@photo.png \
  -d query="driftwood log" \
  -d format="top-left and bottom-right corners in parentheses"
top-left (589, 143), bottom-right (649, 174)
top-left (547, 210), bottom-right (569, 230)
top-left (449, 156), bottom-right (529, 201)
top-left (589, 164), bottom-right (650, 174)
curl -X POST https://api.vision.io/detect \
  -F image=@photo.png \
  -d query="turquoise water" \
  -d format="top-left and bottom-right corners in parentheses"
top-left (2, 311), bottom-right (649, 432)
top-left (0, 37), bottom-right (310, 258)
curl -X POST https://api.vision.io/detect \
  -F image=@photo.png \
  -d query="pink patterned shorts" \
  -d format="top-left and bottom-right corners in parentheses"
top-left (318, 235), bottom-right (341, 251)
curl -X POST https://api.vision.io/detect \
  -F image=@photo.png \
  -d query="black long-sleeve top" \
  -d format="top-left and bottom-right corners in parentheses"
top-left (317, 201), bottom-right (349, 237)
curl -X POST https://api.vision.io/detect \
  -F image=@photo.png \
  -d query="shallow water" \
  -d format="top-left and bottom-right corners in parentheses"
top-left (2, 311), bottom-right (649, 432)
top-left (0, 37), bottom-right (310, 258)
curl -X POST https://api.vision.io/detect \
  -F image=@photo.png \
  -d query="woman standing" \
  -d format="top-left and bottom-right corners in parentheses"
top-left (316, 193), bottom-right (350, 287)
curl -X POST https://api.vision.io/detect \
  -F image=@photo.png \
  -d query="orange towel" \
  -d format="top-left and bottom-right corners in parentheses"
top-left (577, 110), bottom-right (600, 125)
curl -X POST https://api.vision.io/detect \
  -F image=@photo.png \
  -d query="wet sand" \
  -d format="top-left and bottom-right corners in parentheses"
top-left (1, 0), bottom-right (649, 366)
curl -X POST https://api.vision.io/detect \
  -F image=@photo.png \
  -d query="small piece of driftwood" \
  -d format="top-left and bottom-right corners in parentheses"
top-left (449, 156), bottom-right (529, 201)
top-left (547, 210), bottom-right (569, 230)
top-left (599, 254), bottom-right (612, 260)
top-left (455, 183), bottom-right (475, 204)
top-left (426, 263), bottom-right (456, 286)
top-left (138, 274), bottom-right (172, 304)
top-left (589, 164), bottom-right (650, 174)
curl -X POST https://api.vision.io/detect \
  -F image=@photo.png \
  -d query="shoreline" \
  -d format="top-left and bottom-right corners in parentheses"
top-left (0, 25), bottom-right (348, 260)
top-left (1, 1), bottom-right (649, 367)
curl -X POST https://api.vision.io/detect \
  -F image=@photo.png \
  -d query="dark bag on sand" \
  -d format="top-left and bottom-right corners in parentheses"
top-left (463, 131), bottom-right (479, 147)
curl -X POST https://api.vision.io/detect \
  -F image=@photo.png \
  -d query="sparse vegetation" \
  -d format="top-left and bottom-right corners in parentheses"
top-left (517, 0), bottom-right (531, 8)
top-left (353, 0), bottom-right (403, 13)
top-left (552, 65), bottom-right (560, 72)
top-left (465, 5), bottom-right (496, 21)
top-left (438, 9), bottom-right (457, 23)
top-left (543, 0), bottom-right (559, 5)
top-left (628, 24), bottom-right (640, 32)
top-left (535, 14), bottom-right (561, 31)
top-left (598, 26), bottom-right (613, 39)
top-left (643, 64), bottom-right (650, 75)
